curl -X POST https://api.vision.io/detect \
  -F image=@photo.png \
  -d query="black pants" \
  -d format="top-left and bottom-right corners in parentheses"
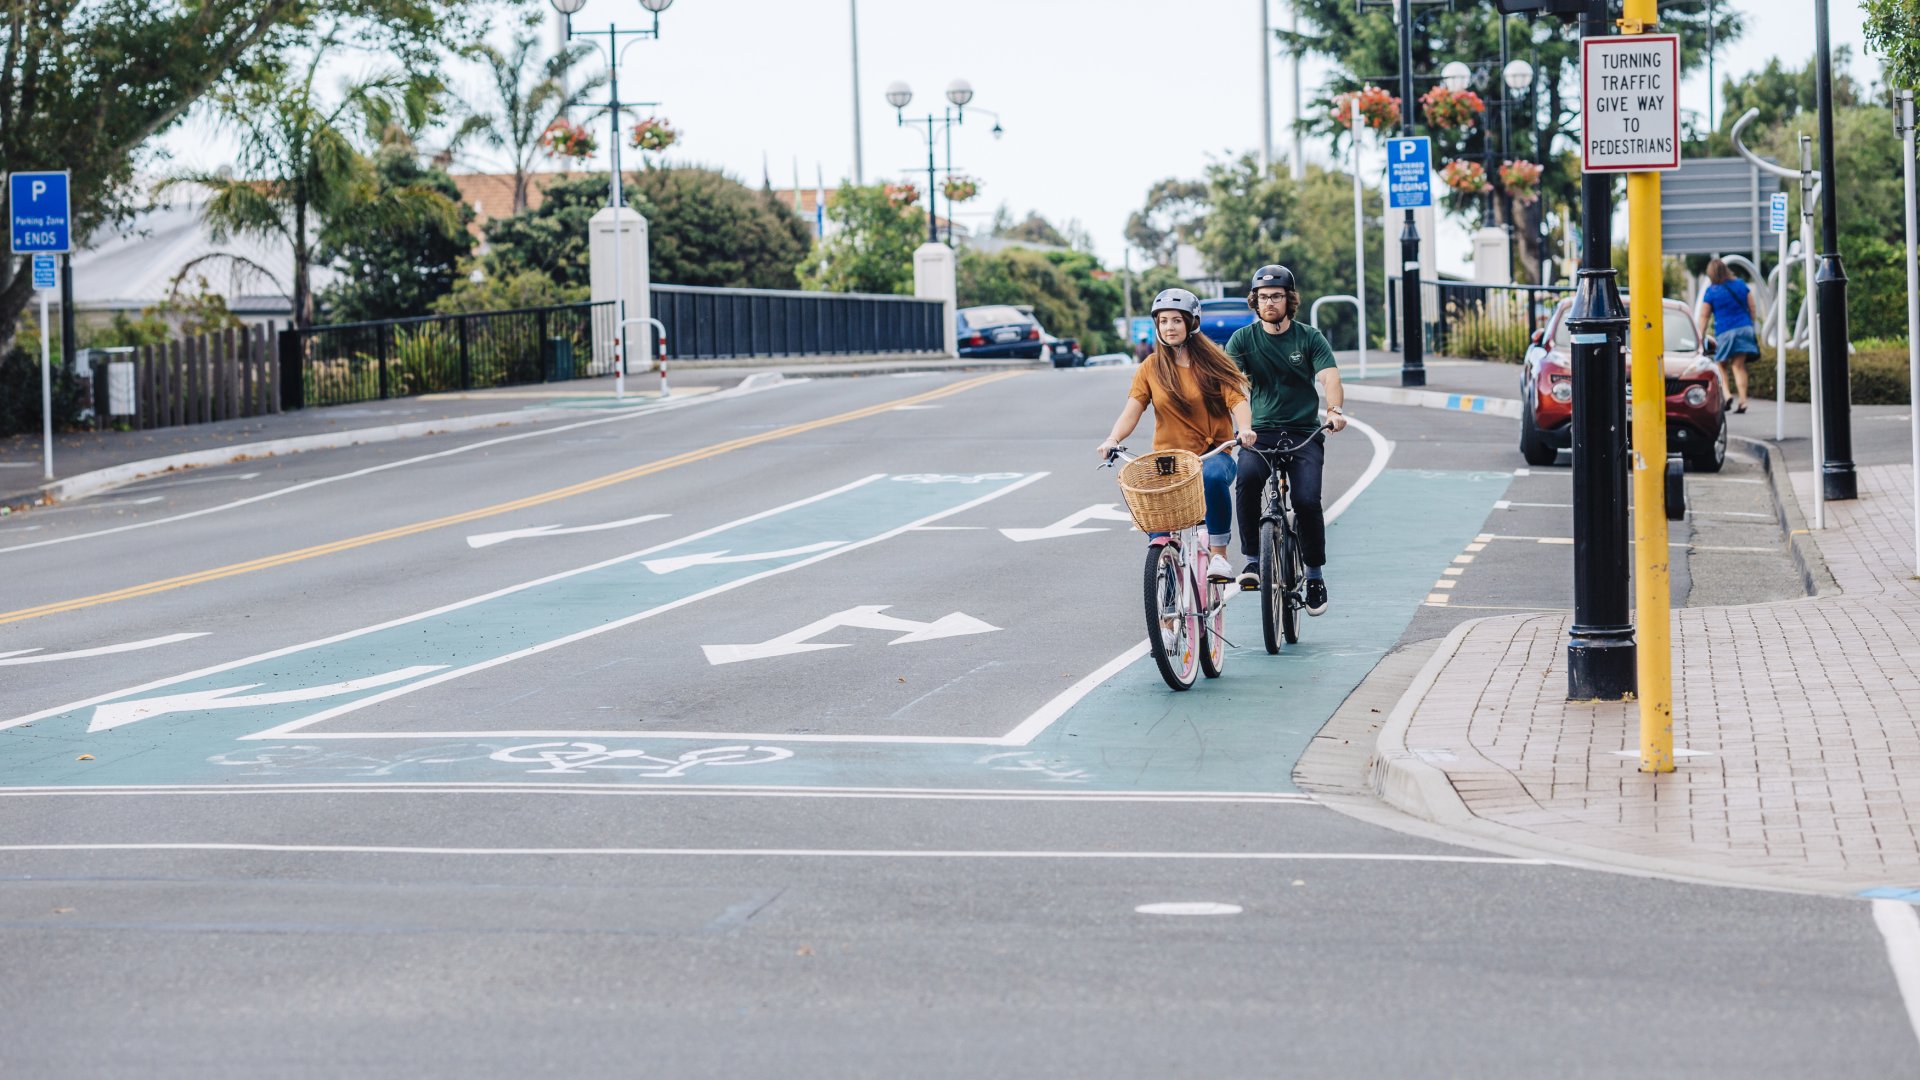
top-left (1235, 428), bottom-right (1326, 567)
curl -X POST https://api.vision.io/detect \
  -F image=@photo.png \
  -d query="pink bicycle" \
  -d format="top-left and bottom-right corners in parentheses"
top-left (1104, 441), bottom-right (1236, 691)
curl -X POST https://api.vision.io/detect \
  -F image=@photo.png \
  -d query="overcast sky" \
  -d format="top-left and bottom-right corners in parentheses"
top-left (159, 0), bottom-right (1872, 278)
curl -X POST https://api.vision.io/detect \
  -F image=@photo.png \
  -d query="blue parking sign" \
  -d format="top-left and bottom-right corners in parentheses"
top-left (1769, 192), bottom-right (1789, 235)
top-left (1385, 137), bottom-right (1433, 210)
top-left (9, 170), bottom-right (71, 254)
top-left (30, 254), bottom-right (55, 290)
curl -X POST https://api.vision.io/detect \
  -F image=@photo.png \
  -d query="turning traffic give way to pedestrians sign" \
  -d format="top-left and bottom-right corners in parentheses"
top-left (1581, 34), bottom-right (1681, 172)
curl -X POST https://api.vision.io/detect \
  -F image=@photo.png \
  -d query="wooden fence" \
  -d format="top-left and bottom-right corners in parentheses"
top-left (102, 324), bottom-right (280, 430)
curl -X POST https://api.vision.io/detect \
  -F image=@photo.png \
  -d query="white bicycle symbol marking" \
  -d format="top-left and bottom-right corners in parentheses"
top-left (889, 472), bottom-right (1023, 485)
top-left (489, 742), bottom-right (795, 776)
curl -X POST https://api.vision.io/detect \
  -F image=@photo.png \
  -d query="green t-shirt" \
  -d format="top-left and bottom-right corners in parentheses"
top-left (1225, 320), bottom-right (1338, 430)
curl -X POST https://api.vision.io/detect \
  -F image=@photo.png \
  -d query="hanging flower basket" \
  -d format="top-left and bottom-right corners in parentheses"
top-left (1440, 159), bottom-right (1491, 196)
top-left (629, 117), bottom-right (680, 152)
top-left (542, 119), bottom-right (597, 160)
top-left (1332, 85), bottom-right (1400, 132)
top-left (884, 182), bottom-right (921, 208)
top-left (1499, 159), bottom-right (1544, 205)
top-left (942, 175), bottom-right (980, 203)
top-left (1420, 86), bottom-right (1486, 131)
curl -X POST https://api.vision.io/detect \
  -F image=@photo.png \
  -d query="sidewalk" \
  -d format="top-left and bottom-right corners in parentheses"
top-left (0, 355), bottom-right (1041, 509)
top-left (1372, 458), bottom-right (1920, 897)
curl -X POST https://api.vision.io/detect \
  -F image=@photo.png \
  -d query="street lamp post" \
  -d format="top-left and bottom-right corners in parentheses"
top-left (1812, 0), bottom-right (1857, 501)
top-left (888, 80), bottom-right (974, 246)
top-left (550, 0), bottom-right (678, 388)
top-left (1396, 0), bottom-right (1425, 387)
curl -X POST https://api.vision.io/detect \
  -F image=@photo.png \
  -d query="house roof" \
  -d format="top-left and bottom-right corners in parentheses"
top-left (69, 188), bottom-right (333, 315)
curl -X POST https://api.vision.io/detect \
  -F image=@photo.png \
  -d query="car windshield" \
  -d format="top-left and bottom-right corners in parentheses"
top-left (961, 306), bottom-right (1026, 327)
top-left (1553, 302), bottom-right (1699, 354)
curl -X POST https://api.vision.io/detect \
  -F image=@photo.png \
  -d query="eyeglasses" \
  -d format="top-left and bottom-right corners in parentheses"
top-left (1255, 295), bottom-right (1290, 307)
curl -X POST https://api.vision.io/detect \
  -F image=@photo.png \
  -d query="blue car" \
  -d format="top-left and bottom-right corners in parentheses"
top-left (957, 305), bottom-right (1044, 360)
top-left (1198, 298), bottom-right (1255, 343)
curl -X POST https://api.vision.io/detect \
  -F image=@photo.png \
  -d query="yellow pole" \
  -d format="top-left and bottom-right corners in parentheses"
top-left (1623, 0), bottom-right (1673, 773)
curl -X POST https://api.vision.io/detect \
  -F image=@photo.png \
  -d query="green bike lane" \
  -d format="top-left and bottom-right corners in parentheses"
top-left (0, 460), bottom-right (1510, 794)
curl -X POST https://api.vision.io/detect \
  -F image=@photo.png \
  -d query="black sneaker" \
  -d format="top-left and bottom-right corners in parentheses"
top-left (1238, 561), bottom-right (1260, 591)
top-left (1305, 579), bottom-right (1329, 616)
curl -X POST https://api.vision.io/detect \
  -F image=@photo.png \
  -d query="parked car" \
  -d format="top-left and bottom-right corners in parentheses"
top-left (1046, 336), bottom-right (1086, 367)
top-left (957, 305), bottom-right (1043, 359)
top-left (1084, 352), bottom-right (1132, 367)
top-left (1519, 295), bottom-right (1727, 472)
top-left (1198, 298), bottom-right (1256, 343)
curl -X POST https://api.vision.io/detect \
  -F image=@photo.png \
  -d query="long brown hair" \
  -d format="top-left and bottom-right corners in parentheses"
top-left (1705, 258), bottom-right (1731, 284)
top-left (1150, 324), bottom-right (1246, 417)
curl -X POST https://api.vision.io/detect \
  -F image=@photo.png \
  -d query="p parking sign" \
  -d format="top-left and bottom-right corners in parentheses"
top-left (9, 170), bottom-right (71, 254)
top-left (1385, 137), bottom-right (1433, 209)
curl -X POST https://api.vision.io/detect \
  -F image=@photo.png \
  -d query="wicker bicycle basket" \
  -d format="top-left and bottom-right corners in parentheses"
top-left (1116, 449), bottom-right (1206, 533)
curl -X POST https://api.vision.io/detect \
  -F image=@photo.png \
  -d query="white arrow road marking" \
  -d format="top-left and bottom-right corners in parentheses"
top-left (703, 605), bottom-right (1000, 666)
top-left (466, 513), bottom-right (669, 549)
top-left (999, 503), bottom-right (1135, 542)
top-left (0, 632), bottom-right (210, 667)
top-left (641, 540), bottom-right (846, 574)
top-left (87, 665), bottom-right (446, 733)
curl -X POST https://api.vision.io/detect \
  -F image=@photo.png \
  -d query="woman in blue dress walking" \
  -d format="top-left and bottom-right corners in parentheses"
top-left (1695, 258), bottom-right (1763, 413)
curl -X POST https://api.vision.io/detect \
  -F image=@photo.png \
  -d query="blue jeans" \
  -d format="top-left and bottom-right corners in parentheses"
top-left (1150, 452), bottom-right (1236, 549)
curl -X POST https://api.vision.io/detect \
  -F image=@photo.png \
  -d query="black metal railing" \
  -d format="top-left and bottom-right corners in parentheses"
top-left (648, 285), bottom-right (943, 361)
top-left (279, 302), bottom-right (615, 409)
top-left (1387, 279), bottom-right (1573, 359)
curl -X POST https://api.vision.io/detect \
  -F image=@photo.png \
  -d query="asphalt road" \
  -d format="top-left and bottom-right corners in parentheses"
top-left (0, 367), bottom-right (1912, 1078)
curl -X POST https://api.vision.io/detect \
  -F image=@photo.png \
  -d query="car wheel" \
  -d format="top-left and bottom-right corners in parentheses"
top-left (1685, 410), bottom-right (1727, 473)
top-left (1520, 402), bottom-right (1559, 466)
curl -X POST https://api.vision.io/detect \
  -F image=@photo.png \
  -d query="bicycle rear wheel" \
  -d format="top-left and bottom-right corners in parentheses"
top-left (1144, 541), bottom-right (1199, 690)
top-left (1258, 521), bottom-right (1281, 655)
top-left (1199, 563), bottom-right (1226, 679)
top-left (1280, 520), bottom-right (1303, 646)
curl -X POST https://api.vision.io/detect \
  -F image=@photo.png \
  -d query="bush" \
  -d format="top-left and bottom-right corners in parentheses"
top-left (1442, 300), bottom-right (1531, 361)
top-left (1744, 346), bottom-right (1912, 405)
top-left (0, 347), bottom-right (89, 436)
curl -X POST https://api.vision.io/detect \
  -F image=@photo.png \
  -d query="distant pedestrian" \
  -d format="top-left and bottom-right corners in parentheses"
top-left (1696, 258), bottom-right (1762, 414)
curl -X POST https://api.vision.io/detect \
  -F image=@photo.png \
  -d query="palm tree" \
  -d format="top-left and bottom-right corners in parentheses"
top-left (173, 44), bottom-right (462, 329)
top-left (466, 32), bottom-right (608, 214)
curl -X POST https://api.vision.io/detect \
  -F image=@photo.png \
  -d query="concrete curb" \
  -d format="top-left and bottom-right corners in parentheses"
top-left (1731, 434), bottom-right (1837, 598)
top-left (1343, 382), bottom-right (1522, 419)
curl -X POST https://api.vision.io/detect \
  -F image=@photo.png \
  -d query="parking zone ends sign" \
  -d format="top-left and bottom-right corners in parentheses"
top-left (1581, 35), bottom-right (1680, 172)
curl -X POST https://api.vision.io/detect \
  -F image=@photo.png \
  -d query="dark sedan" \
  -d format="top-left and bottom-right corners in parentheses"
top-left (957, 305), bottom-right (1043, 359)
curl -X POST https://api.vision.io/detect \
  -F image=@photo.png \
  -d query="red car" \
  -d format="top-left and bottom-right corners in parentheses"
top-left (1519, 295), bottom-right (1728, 472)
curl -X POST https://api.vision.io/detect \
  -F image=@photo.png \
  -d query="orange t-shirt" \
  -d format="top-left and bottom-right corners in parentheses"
top-left (1128, 358), bottom-right (1247, 456)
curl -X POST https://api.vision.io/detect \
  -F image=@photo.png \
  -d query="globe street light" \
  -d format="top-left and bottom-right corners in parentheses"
top-left (885, 81), bottom-right (913, 110)
top-left (1503, 58), bottom-right (1534, 93)
top-left (890, 78), bottom-right (976, 244)
top-left (1440, 61), bottom-right (1472, 94)
top-left (945, 79), bottom-right (973, 108)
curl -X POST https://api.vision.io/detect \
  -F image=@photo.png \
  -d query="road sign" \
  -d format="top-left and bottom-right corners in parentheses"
top-left (1770, 192), bottom-right (1789, 234)
top-left (30, 254), bottom-right (55, 290)
top-left (1385, 137), bottom-right (1433, 209)
top-left (1581, 35), bottom-right (1681, 172)
top-left (8, 170), bottom-right (71, 253)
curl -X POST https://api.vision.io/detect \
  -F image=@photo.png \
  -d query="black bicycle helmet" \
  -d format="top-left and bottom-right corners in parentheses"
top-left (1249, 264), bottom-right (1296, 293)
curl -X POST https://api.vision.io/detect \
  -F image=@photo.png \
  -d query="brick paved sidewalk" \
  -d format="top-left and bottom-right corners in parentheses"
top-left (1373, 461), bottom-right (1920, 896)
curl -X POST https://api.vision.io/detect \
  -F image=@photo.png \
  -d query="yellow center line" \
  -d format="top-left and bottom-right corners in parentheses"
top-left (1, 371), bottom-right (1026, 625)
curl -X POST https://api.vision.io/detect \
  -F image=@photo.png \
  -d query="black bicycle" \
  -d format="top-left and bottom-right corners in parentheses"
top-left (1247, 425), bottom-right (1330, 655)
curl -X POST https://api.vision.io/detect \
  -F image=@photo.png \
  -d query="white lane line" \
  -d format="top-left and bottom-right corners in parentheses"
top-left (1500, 501), bottom-right (1573, 509)
top-left (119, 472), bottom-right (261, 493)
top-left (239, 472), bottom-right (1050, 741)
top-left (465, 513), bottom-right (670, 549)
top-left (1873, 899), bottom-right (1920, 1051)
top-left (0, 632), bottom-right (209, 667)
top-left (1137, 902), bottom-right (1242, 915)
top-left (0, 783), bottom-right (1319, 803)
top-left (998, 413), bottom-right (1394, 750)
top-left (0, 842), bottom-right (1552, 864)
top-left (0, 380), bottom-right (783, 556)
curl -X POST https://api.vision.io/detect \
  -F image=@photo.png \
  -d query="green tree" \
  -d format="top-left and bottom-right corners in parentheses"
top-left (481, 173), bottom-right (630, 293)
top-left (1124, 178), bottom-right (1209, 266)
top-left (957, 248), bottom-right (1088, 340)
top-left (465, 26), bottom-right (607, 214)
top-left (320, 147), bottom-right (474, 322)
top-left (432, 268), bottom-right (581, 314)
top-left (172, 46), bottom-right (459, 328)
top-left (1865, 0), bottom-right (1920, 90)
top-left (1289, 0), bottom-right (1737, 282)
top-left (991, 209), bottom-right (1070, 248)
top-left (0, 0), bottom-right (488, 353)
top-left (631, 166), bottom-right (813, 289)
top-left (1045, 250), bottom-right (1125, 352)
top-left (800, 184), bottom-right (924, 295)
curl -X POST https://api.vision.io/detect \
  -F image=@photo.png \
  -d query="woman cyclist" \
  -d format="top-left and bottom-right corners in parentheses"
top-left (1097, 288), bottom-right (1255, 584)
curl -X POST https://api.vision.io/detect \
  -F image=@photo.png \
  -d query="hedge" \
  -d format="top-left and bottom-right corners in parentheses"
top-left (1742, 346), bottom-right (1912, 406)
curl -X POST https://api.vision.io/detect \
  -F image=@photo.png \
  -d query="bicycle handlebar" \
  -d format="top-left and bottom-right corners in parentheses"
top-left (1246, 423), bottom-right (1335, 461)
top-left (1101, 440), bottom-right (1238, 467)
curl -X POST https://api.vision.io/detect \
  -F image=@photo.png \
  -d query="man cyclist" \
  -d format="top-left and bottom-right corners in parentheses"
top-left (1225, 264), bottom-right (1346, 616)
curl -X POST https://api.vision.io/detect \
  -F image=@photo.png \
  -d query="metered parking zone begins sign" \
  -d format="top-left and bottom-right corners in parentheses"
top-left (1581, 35), bottom-right (1680, 172)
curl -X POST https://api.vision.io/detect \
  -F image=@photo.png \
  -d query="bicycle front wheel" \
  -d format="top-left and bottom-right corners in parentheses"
top-left (1144, 542), bottom-right (1198, 690)
top-left (1259, 521), bottom-right (1281, 655)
